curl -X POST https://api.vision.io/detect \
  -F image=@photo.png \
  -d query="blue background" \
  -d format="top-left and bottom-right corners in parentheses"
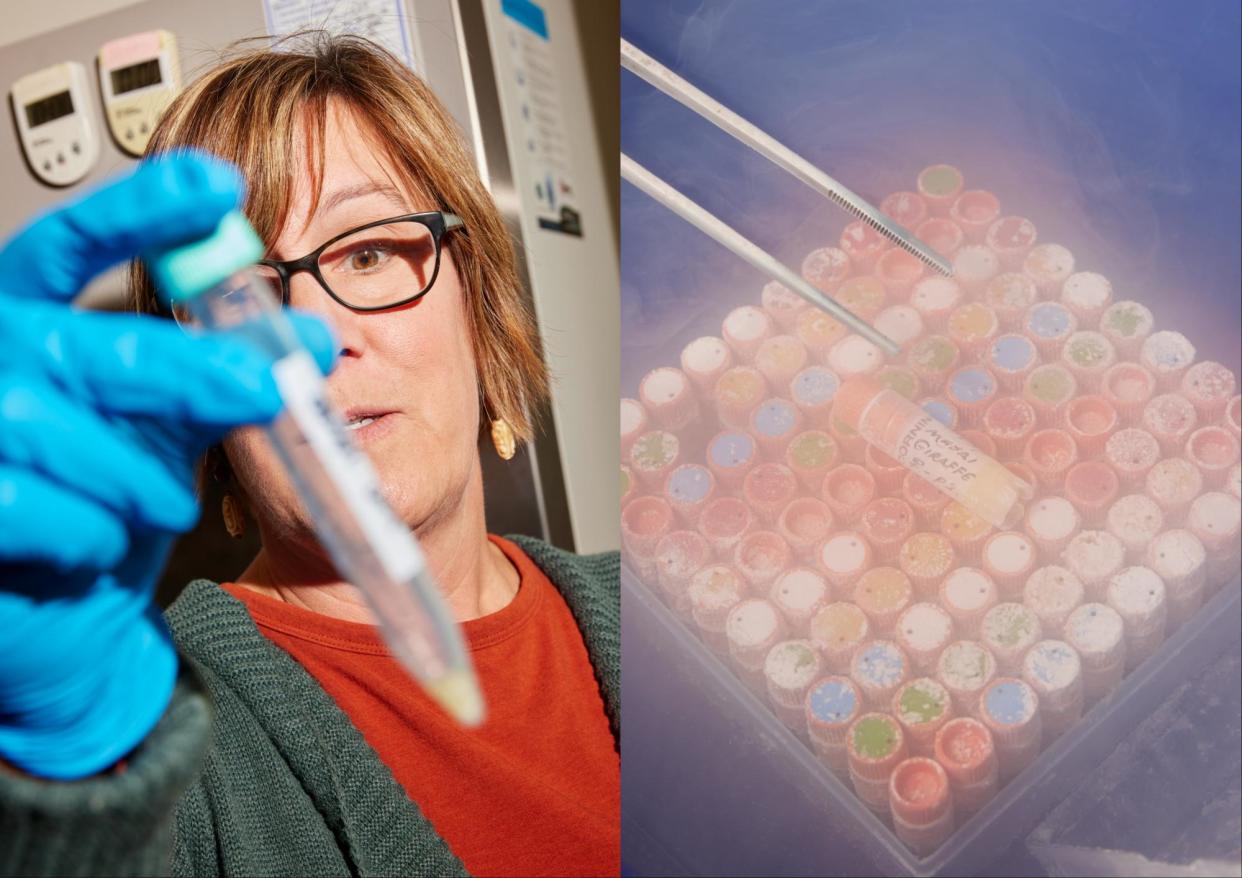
top-left (621, 1), bottom-right (1241, 874)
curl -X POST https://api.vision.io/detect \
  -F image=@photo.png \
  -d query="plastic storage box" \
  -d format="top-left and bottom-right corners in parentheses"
top-left (621, 569), bottom-right (1239, 877)
top-left (620, 3), bottom-right (1241, 874)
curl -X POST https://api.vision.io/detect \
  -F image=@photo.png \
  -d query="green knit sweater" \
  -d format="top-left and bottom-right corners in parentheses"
top-left (0, 536), bottom-right (619, 877)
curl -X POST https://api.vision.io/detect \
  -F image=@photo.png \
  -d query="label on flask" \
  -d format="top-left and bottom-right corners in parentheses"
top-left (272, 350), bottom-right (425, 584)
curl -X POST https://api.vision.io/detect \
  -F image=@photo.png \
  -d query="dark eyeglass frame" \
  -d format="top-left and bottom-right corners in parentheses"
top-left (257, 210), bottom-right (465, 313)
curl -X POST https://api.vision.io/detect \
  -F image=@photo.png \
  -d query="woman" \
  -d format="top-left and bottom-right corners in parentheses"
top-left (0, 35), bottom-right (618, 877)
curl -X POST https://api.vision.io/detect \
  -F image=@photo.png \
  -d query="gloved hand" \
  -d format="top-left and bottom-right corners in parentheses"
top-left (0, 152), bottom-right (337, 780)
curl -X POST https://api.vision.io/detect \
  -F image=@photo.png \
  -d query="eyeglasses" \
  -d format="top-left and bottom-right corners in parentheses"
top-left (255, 211), bottom-right (465, 313)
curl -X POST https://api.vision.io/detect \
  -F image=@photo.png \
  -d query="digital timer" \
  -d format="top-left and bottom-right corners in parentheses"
top-left (98, 29), bottom-right (182, 156)
top-left (11, 61), bottom-right (101, 187)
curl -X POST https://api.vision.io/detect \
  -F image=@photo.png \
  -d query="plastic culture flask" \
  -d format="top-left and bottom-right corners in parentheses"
top-left (148, 211), bottom-right (483, 726)
top-left (834, 376), bottom-right (1034, 529)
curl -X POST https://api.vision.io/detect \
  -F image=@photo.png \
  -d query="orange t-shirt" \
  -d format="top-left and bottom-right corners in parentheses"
top-left (222, 536), bottom-right (619, 877)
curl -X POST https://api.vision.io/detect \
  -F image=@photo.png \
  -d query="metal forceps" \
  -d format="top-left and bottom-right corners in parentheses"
top-left (620, 38), bottom-right (953, 357)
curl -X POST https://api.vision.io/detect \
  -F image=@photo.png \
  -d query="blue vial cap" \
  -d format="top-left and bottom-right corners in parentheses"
top-left (147, 210), bottom-right (264, 302)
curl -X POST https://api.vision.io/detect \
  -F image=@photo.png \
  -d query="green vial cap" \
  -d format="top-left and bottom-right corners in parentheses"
top-left (147, 210), bottom-right (264, 302)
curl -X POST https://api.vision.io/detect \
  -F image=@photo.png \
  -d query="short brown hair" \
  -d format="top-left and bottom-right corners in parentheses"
top-left (130, 33), bottom-right (548, 443)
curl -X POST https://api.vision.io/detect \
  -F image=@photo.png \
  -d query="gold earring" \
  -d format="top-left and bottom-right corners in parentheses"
top-left (490, 418), bottom-right (516, 460)
top-left (221, 494), bottom-right (246, 539)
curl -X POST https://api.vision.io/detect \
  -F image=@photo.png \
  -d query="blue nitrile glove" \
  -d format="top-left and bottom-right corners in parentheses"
top-left (0, 152), bottom-right (337, 780)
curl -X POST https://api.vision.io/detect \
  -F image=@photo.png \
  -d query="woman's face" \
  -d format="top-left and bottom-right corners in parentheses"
top-left (225, 100), bottom-right (481, 548)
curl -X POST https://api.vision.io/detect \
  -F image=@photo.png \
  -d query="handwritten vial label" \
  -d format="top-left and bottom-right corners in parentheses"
top-left (856, 388), bottom-right (1028, 528)
top-left (858, 401), bottom-right (982, 497)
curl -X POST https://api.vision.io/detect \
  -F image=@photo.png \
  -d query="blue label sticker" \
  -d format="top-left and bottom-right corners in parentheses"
top-left (502, 0), bottom-right (548, 39)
